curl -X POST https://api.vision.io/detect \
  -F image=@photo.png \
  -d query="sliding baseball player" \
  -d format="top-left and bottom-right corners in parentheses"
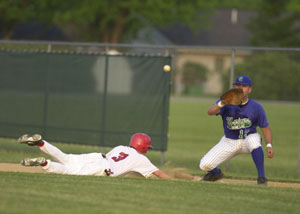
top-left (19, 133), bottom-right (170, 179)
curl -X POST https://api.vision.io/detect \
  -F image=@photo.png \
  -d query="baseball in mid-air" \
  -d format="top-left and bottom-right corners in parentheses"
top-left (163, 65), bottom-right (171, 72)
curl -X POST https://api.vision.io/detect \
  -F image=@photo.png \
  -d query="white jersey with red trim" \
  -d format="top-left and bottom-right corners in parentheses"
top-left (106, 145), bottom-right (158, 177)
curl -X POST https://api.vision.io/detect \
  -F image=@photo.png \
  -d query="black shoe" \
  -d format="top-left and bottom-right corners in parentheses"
top-left (257, 177), bottom-right (268, 186)
top-left (202, 171), bottom-right (224, 181)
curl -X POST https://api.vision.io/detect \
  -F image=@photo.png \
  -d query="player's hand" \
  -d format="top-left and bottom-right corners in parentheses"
top-left (191, 176), bottom-right (201, 181)
top-left (267, 147), bottom-right (274, 158)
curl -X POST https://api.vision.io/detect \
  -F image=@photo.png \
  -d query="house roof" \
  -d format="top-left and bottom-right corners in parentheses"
top-left (159, 8), bottom-right (257, 46)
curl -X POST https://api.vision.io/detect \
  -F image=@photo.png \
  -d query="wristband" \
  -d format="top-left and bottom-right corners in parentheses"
top-left (266, 143), bottom-right (272, 148)
top-left (217, 101), bottom-right (225, 108)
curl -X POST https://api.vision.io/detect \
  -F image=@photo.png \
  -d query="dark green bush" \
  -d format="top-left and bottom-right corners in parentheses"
top-left (223, 52), bottom-right (300, 101)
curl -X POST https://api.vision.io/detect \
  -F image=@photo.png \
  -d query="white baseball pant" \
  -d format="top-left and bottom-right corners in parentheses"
top-left (40, 140), bottom-right (108, 176)
top-left (200, 133), bottom-right (261, 171)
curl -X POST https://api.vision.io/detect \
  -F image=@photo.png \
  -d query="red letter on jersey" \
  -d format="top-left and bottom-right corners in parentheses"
top-left (112, 152), bottom-right (129, 162)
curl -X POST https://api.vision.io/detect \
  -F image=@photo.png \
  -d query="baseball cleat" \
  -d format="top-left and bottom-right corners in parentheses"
top-left (21, 157), bottom-right (46, 166)
top-left (257, 177), bottom-right (268, 186)
top-left (201, 171), bottom-right (224, 182)
top-left (18, 134), bottom-right (42, 146)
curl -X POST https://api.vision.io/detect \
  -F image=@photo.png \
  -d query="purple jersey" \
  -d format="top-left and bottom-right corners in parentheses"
top-left (217, 99), bottom-right (269, 139)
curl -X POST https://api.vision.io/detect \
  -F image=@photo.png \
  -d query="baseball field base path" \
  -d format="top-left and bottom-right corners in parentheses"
top-left (0, 163), bottom-right (299, 189)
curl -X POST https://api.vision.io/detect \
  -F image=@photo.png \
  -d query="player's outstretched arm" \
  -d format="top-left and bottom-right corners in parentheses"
top-left (208, 103), bottom-right (222, 115)
top-left (261, 126), bottom-right (274, 158)
top-left (152, 169), bottom-right (171, 179)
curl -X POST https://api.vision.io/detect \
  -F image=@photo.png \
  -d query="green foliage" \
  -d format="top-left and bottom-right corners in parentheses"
top-left (0, 0), bottom-right (34, 37)
top-left (247, 0), bottom-right (300, 47)
top-left (0, 0), bottom-right (62, 38)
top-left (213, 0), bottom-right (262, 10)
top-left (182, 62), bottom-right (208, 86)
top-left (182, 62), bottom-right (208, 95)
top-left (1, 0), bottom-right (217, 42)
top-left (223, 52), bottom-right (300, 101)
top-left (288, 0), bottom-right (300, 12)
top-left (52, 0), bottom-right (217, 43)
top-left (0, 0), bottom-right (216, 43)
top-left (2, 0), bottom-right (300, 44)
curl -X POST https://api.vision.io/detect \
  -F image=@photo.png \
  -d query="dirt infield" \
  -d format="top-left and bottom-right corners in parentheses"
top-left (0, 163), bottom-right (46, 173)
top-left (1, 163), bottom-right (299, 189)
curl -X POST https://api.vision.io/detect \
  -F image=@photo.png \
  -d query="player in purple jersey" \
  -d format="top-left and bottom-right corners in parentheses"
top-left (199, 75), bottom-right (274, 185)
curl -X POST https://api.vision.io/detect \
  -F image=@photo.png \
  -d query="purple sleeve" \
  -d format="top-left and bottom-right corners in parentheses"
top-left (257, 104), bottom-right (269, 128)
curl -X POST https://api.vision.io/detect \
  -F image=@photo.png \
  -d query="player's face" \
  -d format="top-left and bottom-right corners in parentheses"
top-left (234, 84), bottom-right (252, 97)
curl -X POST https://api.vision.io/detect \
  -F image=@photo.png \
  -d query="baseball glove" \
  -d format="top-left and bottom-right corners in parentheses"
top-left (220, 88), bottom-right (244, 106)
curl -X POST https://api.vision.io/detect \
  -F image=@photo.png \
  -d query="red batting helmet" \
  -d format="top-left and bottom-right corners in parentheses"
top-left (129, 133), bottom-right (152, 154)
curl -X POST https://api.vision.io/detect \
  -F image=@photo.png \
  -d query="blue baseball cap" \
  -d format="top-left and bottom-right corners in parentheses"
top-left (233, 75), bottom-right (252, 86)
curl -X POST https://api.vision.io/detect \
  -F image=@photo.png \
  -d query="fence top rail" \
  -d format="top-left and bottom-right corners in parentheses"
top-left (1, 40), bottom-right (300, 52)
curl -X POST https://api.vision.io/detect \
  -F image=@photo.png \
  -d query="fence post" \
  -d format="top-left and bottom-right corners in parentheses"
top-left (47, 44), bottom-right (52, 53)
top-left (42, 53), bottom-right (51, 138)
top-left (298, 120), bottom-right (300, 176)
top-left (100, 55), bottom-right (109, 153)
top-left (229, 48), bottom-right (235, 89)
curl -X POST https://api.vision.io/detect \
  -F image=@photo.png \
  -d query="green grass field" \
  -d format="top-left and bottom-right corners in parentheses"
top-left (1, 98), bottom-right (300, 213)
top-left (1, 172), bottom-right (300, 214)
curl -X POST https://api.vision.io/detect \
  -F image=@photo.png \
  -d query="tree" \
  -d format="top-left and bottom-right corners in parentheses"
top-left (223, 52), bottom-right (300, 101)
top-left (182, 62), bottom-right (208, 95)
top-left (0, 0), bottom-right (218, 43)
top-left (182, 62), bottom-right (208, 86)
top-left (53, 0), bottom-right (218, 43)
top-left (0, 0), bottom-right (62, 39)
top-left (247, 0), bottom-right (300, 47)
top-left (213, 0), bottom-right (261, 10)
top-left (0, 0), bottom-right (35, 39)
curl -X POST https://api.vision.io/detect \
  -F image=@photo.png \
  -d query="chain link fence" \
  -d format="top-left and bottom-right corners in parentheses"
top-left (0, 41), bottom-right (172, 155)
top-left (1, 40), bottom-right (300, 101)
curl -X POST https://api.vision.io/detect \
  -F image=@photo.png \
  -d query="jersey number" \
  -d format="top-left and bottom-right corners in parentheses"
top-left (239, 129), bottom-right (250, 139)
top-left (111, 152), bottom-right (129, 162)
top-left (239, 130), bottom-right (244, 139)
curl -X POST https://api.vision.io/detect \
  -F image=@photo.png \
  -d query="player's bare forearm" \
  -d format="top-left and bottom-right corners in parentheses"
top-left (208, 104), bottom-right (221, 115)
top-left (261, 126), bottom-right (274, 158)
top-left (152, 170), bottom-right (171, 179)
top-left (261, 126), bottom-right (272, 145)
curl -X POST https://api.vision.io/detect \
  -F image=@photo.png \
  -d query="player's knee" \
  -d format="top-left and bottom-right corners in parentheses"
top-left (250, 145), bottom-right (262, 153)
top-left (199, 160), bottom-right (213, 171)
top-left (246, 133), bottom-right (262, 152)
top-left (249, 145), bottom-right (261, 153)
